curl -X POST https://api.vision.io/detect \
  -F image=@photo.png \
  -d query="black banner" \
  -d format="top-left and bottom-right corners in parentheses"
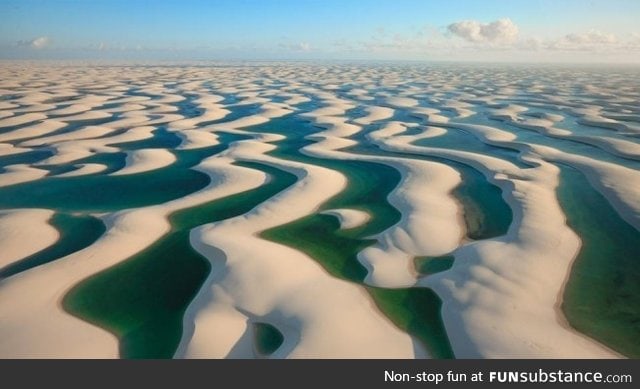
top-left (0, 359), bottom-right (637, 388)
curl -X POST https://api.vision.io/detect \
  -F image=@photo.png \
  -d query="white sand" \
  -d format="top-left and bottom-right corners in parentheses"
top-left (310, 148), bottom-right (459, 287)
top-left (0, 120), bottom-right (67, 143)
top-left (370, 119), bottom-right (621, 357)
top-left (179, 140), bottom-right (424, 358)
top-left (169, 107), bottom-right (230, 130)
top-left (48, 104), bottom-right (92, 117)
top-left (385, 97), bottom-right (419, 108)
top-left (0, 165), bottom-right (49, 187)
top-left (497, 115), bottom-right (640, 160)
top-left (411, 107), bottom-right (450, 123)
top-left (0, 152), bottom-right (270, 357)
top-left (0, 62), bottom-right (636, 360)
top-left (0, 113), bottom-right (46, 129)
top-left (112, 149), bottom-right (176, 176)
top-left (320, 208), bottom-right (370, 230)
top-left (214, 102), bottom-right (292, 131)
top-left (55, 163), bottom-right (107, 177)
top-left (0, 209), bottom-right (58, 269)
top-left (357, 159), bottom-right (463, 288)
top-left (52, 110), bottom-right (111, 122)
top-left (177, 130), bottom-right (220, 149)
top-left (298, 114), bottom-right (466, 288)
top-left (21, 125), bottom-right (115, 147)
top-left (426, 119), bottom-right (640, 232)
top-left (353, 106), bottom-right (394, 125)
top-left (0, 144), bottom-right (33, 157)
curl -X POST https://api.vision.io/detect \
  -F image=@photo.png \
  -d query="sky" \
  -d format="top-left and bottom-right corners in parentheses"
top-left (1, 0), bottom-right (639, 63)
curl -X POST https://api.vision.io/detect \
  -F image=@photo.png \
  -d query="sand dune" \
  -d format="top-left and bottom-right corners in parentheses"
top-left (0, 62), bottom-right (637, 360)
top-left (0, 120), bottom-right (67, 143)
top-left (0, 113), bottom-right (47, 128)
top-left (112, 149), bottom-right (177, 176)
top-left (0, 209), bottom-right (58, 269)
top-left (177, 130), bottom-right (220, 149)
top-left (299, 117), bottom-right (465, 288)
top-left (353, 106), bottom-right (394, 125)
top-left (370, 118), bottom-right (622, 357)
top-left (0, 165), bottom-right (49, 187)
top-left (179, 140), bottom-right (423, 358)
top-left (56, 163), bottom-right (108, 177)
top-left (320, 208), bottom-right (370, 230)
top-left (21, 125), bottom-right (115, 147)
top-left (0, 151), bottom-right (270, 357)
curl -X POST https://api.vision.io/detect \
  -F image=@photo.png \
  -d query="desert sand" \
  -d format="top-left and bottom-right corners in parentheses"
top-left (0, 62), bottom-right (637, 359)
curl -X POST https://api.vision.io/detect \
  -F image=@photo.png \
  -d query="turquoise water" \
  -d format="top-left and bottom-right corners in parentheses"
top-left (194, 103), bottom-right (261, 128)
top-left (341, 105), bottom-right (513, 241)
top-left (254, 322), bottom-right (285, 357)
top-left (62, 152), bottom-right (128, 175)
top-left (174, 94), bottom-right (202, 118)
top-left (0, 133), bottom-right (250, 212)
top-left (0, 119), bottom-right (45, 134)
top-left (27, 116), bottom-right (117, 140)
top-left (0, 132), bottom-right (244, 287)
top-left (112, 127), bottom-right (182, 150)
top-left (414, 255), bottom-right (455, 276)
top-left (0, 148), bottom-right (53, 173)
top-left (448, 161), bottom-right (512, 240)
top-left (0, 105), bottom-right (515, 361)
top-left (557, 166), bottom-right (640, 358)
top-left (469, 113), bottom-right (640, 171)
top-left (347, 141), bottom-right (512, 241)
top-left (2, 67), bottom-right (638, 360)
top-left (414, 127), bottom-right (530, 169)
top-left (0, 213), bottom-right (105, 280)
top-left (0, 160), bottom-right (209, 212)
top-left (241, 114), bottom-right (512, 358)
top-left (344, 105), bottom-right (370, 121)
top-left (246, 115), bottom-right (455, 358)
top-left (64, 162), bottom-right (298, 358)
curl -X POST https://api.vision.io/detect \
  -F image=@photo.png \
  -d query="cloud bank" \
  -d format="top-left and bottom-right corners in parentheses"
top-left (565, 30), bottom-right (617, 45)
top-left (16, 36), bottom-right (51, 49)
top-left (447, 18), bottom-right (519, 43)
top-left (279, 42), bottom-right (311, 52)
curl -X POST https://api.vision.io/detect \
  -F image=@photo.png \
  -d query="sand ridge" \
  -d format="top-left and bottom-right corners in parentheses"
top-left (0, 62), bottom-right (637, 358)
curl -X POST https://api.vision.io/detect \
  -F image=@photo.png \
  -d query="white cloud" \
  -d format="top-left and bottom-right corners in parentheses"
top-left (16, 36), bottom-right (51, 49)
top-left (518, 37), bottom-right (543, 51)
top-left (564, 30), bottom-right (617, 44)
top-left (447, 18), bottom-right (518, 44)
top-left (279, 42), bottom-right (311, 52)
top-left (545, 30), bottom-right (627, 51)
top-left (298, 42), bottom-right (311, 52)
top-left (329, 22), bottom-right (640, 63)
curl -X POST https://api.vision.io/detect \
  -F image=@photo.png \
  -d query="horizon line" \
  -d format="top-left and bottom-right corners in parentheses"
top-left (1, 58), bottom-right (639, 67)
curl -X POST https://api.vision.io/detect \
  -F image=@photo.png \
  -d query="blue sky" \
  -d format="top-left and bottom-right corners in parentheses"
top-left (1, 0), bottom-right (639, 62)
